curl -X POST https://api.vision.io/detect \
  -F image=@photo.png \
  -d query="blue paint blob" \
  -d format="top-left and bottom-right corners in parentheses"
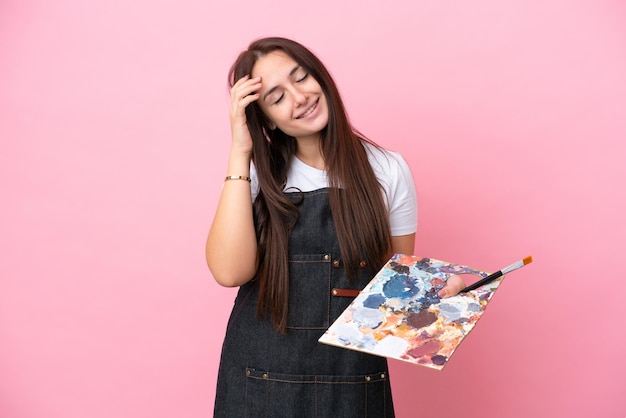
top-left (383, 274), bottom-right (419, 299)
top-left (439, 303), bottom-right (461, 321)
top-left (417, 289), bottom-right (441, 306)
top-left (352, 308), bottom-right (384, 329)
top-left (467, 303), bottom-right (481, 312)
top-left (362, 294), bottom-right (385, 309)
top-left (439, 304), bottom-right (459, 315)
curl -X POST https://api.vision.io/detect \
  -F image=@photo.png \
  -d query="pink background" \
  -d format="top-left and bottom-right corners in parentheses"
top-left (1, 0), bottom-right (625, 417)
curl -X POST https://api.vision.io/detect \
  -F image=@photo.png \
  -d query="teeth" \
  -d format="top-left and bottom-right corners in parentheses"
top-left (300, 102), bottom-right (316, 118)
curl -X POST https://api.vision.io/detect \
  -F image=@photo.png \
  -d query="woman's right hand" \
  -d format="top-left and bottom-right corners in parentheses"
top-left (229, 75), bottom-right (262, 154)
top-left (206, 75), bottom-right (262, 287)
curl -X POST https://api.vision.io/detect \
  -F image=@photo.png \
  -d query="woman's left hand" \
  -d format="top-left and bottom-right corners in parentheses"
top-left (437, 275), bottom-right (467, 298)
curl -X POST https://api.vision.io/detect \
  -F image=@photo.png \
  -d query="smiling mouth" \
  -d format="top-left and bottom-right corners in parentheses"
top-left (296, 98), bottom-right (319, 119)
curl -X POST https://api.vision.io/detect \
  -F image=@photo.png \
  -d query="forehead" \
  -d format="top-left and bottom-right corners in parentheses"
top-left (251, 50), bottom-right (300, 81)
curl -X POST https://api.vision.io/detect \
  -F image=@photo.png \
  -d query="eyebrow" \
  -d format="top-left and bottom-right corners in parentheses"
top-left (262, 65), bottom-right (302, 102)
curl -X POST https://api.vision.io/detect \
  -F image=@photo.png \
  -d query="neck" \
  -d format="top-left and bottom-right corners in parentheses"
top-left (295, 135), bottom-right (325, 170)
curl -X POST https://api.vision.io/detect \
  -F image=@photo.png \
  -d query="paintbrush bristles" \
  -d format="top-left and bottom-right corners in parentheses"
top-left (501, 256), bottom-right (532, 275)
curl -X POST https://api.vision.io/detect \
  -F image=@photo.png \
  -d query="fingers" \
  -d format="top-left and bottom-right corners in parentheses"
top-left (230, 75), bottom-right (261, 112)
top-left (437, 274), bottom-right (467, 298)
top-left (228, 76), bottom-right (262, 154)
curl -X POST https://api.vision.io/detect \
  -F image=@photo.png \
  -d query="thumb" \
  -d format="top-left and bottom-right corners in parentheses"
top-left (437, 274), bottom-right (467, 298)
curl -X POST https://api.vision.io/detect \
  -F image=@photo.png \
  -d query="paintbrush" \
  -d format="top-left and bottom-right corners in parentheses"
top-left (459, 256), bottom-right (533, 293)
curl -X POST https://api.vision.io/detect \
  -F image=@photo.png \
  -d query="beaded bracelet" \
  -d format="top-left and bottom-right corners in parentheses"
top-left (224, 175), bottom-right (251, 182)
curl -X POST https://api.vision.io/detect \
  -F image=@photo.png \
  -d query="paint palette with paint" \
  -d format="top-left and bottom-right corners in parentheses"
top-left (318, 254), bottom-right (502, 370)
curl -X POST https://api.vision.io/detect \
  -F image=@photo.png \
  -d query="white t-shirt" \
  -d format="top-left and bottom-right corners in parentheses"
top-left (250, 143), bottom-right (417, 236)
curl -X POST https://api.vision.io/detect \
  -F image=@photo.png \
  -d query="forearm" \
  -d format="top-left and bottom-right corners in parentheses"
top-left (206, 150), bottom-right (258, 287)
top-left (389, 233), bottom-right (416, 258)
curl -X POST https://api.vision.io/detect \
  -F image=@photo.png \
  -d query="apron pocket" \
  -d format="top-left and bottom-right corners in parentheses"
top-left (244, 368), bottom-right (389, 418)
top-left (287, 254), bottom-right (332, 329)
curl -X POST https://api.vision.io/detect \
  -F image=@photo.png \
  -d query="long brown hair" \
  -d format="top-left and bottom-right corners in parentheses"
top-left (229, 37), bottom-right (391, 333)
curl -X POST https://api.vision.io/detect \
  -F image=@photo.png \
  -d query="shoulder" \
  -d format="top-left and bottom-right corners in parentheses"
top-left (362, 141), bottom-right (412, 182)
top-left (362, 141), bottom-right (417, 235)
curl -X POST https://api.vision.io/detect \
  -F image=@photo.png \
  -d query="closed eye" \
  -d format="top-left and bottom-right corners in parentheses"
top-left (296, 72), bottom-right (309, 83)
top-left (273, 94), bottom-right (284, 104)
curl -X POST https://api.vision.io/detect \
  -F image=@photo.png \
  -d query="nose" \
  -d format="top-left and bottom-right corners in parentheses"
top-left (292, 88), bottom-right (307, 106)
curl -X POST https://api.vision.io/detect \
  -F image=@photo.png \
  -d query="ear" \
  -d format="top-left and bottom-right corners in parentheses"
top-left (260, 111), bottom-right (276, 130)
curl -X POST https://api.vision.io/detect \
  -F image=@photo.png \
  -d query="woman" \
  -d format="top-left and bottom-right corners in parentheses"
top-left (206, 37), bottom-right (465, 417)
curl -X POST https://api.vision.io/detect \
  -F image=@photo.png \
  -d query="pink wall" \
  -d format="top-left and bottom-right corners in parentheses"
top-left (1, 1), bottom-right (624, 417)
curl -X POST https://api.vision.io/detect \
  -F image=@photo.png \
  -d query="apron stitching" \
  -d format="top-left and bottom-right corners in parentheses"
top-left (365, 378), bottom-right (368, 417)
top-left (244, 369), bottom-right (248, 418)
top-left (314, 375), bottom-right (318, 418)
top-left (264, 374), bottom-right (269, 418)
top-left (383, 376), bottom-right (387, 417)
top-left (327, 256), bottom-right (331, 326)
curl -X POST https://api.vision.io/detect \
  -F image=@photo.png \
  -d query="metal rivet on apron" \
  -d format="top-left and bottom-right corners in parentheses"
top-left (332, 259), bottom-right (340, 268)
top-left (262, 373), bottom-right (268, 379)
top-left (246, 370), bottom-right (250, 376)
top-left (381, 373), bottom-right (385, 379)
top-left (365, 376), bottom-right (371, 382)
top-left (324, 254), bottom-right (330, 261)
top-left (332, 289), bottom-right (338, 296)
top-left (359, 260), bottom-right (367, 268)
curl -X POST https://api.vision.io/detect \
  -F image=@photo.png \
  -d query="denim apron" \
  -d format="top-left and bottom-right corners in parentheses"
top-left (214, 189), bottom-right (395, 417)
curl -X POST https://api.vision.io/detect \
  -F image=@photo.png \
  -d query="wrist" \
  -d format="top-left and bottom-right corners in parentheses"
top-left (227, 150), bottom-right (252, 177)
top-left (229, 148), bottom-right (251, 163)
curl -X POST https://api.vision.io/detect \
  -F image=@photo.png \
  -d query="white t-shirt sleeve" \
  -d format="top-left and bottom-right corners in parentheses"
top-left (386, 153), bottom-right (418, 236)
top-left (366, 145), bottom-right (418, 236)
